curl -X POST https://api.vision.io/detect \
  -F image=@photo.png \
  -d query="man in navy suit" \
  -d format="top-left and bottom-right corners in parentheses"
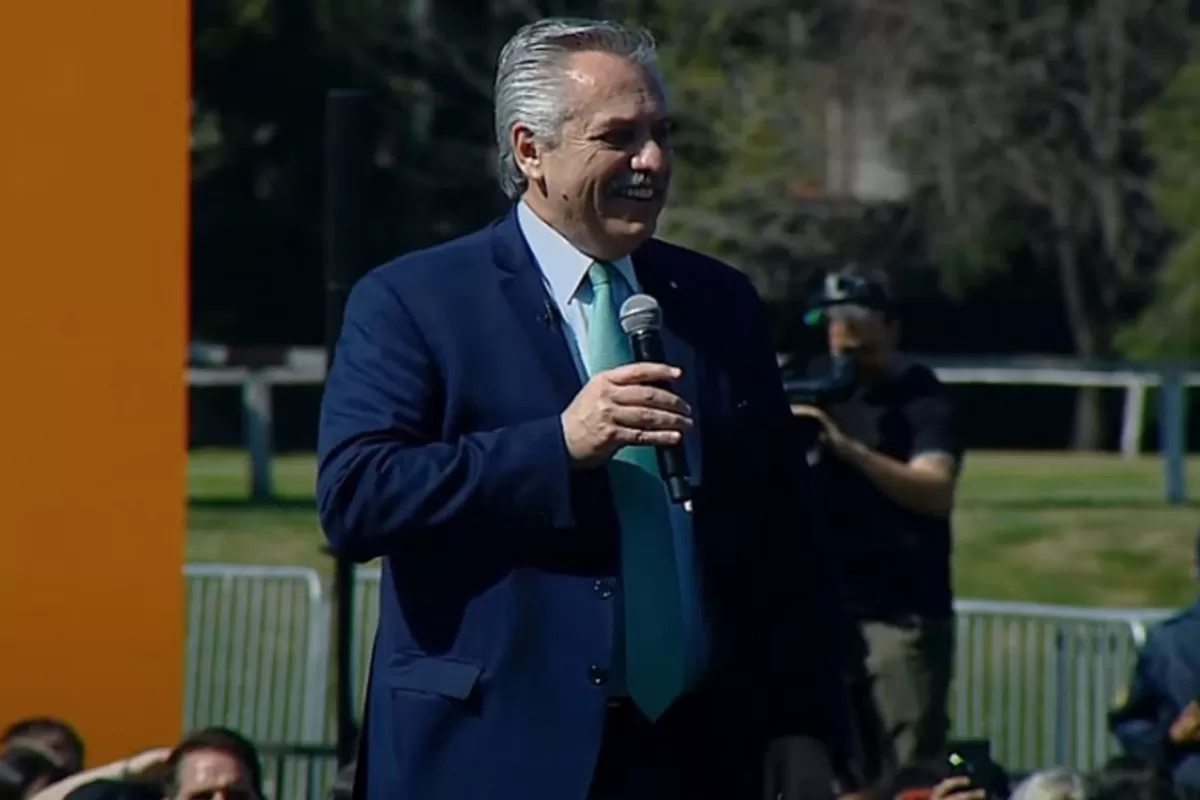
top-left (317, 17), bottom-right (844, 800)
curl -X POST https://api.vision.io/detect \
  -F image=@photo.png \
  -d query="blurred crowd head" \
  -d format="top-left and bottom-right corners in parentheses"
top-left (0, 717), bottom-right (84, 800)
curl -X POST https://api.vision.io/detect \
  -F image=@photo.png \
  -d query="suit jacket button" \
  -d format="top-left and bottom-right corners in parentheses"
top-left (593, 579), bottom-right (614, 599)
top-left (587, 665), bottom-right (608, 687)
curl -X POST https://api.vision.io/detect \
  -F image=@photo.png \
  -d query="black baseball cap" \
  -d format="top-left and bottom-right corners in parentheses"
top-left (804, 267), bottom-right (894, 326)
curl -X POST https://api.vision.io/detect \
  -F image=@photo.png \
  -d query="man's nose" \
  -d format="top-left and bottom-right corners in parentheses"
top-left (631, 137), bottom-right (668, 173)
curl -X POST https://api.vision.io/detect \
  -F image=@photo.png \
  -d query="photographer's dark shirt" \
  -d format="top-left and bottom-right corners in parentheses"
top-left (801, 355), bottom-right (962, 621)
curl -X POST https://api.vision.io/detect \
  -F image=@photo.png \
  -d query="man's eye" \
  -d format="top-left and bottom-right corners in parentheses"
top-left (600, 129), bottom-right (636, 148)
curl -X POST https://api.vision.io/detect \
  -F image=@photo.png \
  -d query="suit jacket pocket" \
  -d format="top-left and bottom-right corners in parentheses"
top-left (386, 653), bottom-right (483, 701)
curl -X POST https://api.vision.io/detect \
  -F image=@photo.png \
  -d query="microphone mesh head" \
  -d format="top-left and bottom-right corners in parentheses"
top-left (619, 294), bottom-right (661, 335)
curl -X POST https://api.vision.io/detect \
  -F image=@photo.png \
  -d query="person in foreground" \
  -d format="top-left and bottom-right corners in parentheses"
top-left (1108, 528), bottom-right (1200, 795)
top-left (317, 16), bottom-right (843, 800)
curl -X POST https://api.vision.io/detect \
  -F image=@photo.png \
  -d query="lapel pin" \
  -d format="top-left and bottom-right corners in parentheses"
top-left (669, 280), bottom-right (678, 289)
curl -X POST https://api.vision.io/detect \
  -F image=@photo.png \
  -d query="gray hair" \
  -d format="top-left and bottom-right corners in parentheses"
top-left (493, 17), bottom-right (664, 200)
top-left (1011, 768), bottom-right (1087, 800)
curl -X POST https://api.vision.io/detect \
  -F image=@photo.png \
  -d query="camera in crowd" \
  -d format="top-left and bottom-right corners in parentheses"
top-left (787, 350), bottom-right (857, 408)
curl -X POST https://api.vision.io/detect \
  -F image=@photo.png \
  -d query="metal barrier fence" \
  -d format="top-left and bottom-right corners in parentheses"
top-left (950, 601), bottom-right (1171, 771)
top-left (184, 566), bottom-right (332, 800)
top-left (182, 564), bottom-right (1175, 793)
top-left (257, 744), bottom-right (340, 800)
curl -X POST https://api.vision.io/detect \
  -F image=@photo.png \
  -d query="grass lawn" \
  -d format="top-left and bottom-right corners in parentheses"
top-left (188, 449), bottom-right (1200, 608)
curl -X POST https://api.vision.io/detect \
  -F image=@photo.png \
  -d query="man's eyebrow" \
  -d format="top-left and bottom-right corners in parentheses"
top-left (590, 114), bottom-right (674, 132)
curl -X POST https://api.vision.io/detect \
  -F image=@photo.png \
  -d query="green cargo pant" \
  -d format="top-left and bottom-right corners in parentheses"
top-left (847, 617), bottom-right (955, 782)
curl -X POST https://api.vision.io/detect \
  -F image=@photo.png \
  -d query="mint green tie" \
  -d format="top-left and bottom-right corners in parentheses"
top-left (585, 261), bottom-right (687, 720)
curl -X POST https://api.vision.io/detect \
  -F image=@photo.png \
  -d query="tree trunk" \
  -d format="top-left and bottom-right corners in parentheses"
top-left (1055, 238), bottom-right (1107, 451)
top-left (1071, 387), bottom-right (1105, 452)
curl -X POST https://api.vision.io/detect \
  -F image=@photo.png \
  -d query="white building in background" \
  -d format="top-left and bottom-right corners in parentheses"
top-left (823, 89), bottom-right (912, 202)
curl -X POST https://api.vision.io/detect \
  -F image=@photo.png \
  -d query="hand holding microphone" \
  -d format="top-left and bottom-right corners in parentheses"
top-left (560, 293), bottom-right (695, 508)
top-left (561, 360), bottom-right (691, 466)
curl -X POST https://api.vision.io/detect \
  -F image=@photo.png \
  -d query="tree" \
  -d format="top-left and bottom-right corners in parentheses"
top-left (1119, 34), bottom-right (1200, 359)
top-left (191, 0), bottom-right (598, 344)
top-left (640, 1), bottom-right (922, 302)
top-left (837, 0), bottom-right (1189, 447)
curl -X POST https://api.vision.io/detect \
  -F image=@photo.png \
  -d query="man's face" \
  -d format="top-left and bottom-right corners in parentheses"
top-left (826, 305), bottom-right (896, 373)
top-left (515, 49), bottom-right (672, 261)
top-left (171, 749), bottom-right (257, 800)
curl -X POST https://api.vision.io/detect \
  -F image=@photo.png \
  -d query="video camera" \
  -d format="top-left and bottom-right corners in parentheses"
top-left (784, 268), bottom-right (891, 449)
top-left (786, 352), bottom-right (858, 407)
top-left (784, 266), bottom-right (894, 408)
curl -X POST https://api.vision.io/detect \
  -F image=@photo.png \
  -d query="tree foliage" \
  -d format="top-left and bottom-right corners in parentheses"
top-left (636, 1), bottom-right (920, 301)
top-left (827, 0), bottom-right (1190, 446)
top-left (1118, 36), bottom-right (1200, 358)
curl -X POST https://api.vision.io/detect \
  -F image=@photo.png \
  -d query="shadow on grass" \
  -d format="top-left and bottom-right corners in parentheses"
top-left (190, 497), bottom-right (317, 511)
top-left (960, 498), bottom-right (1200, 511)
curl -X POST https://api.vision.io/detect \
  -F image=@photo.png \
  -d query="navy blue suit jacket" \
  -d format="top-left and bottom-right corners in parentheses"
top-left (1110, 600), bottom-right (1200, 790)
top-left (317, 208), bottom-right (842, 800)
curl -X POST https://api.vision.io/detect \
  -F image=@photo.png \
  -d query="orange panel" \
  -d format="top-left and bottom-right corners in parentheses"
top-left (0, 0), bottom-right (188, 765)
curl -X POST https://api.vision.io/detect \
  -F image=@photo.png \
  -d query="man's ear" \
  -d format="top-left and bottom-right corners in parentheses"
top-left (512, 124), bottom-right (545, 186)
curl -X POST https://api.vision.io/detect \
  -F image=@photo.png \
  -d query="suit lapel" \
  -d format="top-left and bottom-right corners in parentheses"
top-left (492, 208), bottom-right (582, 407)
top-left (632, 248), bottom-right (704, 482)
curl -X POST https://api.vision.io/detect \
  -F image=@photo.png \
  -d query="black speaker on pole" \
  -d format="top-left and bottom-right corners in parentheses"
top-left (322, 88), bottom-right (373, 768)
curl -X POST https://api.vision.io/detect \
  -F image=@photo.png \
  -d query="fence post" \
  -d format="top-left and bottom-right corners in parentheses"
top-left (1118, 380), bottom-right (1146, 458)
top-left (242, 371), bottom-right (274, 502)
top-left (1159, 367), bottom-right (1187, 506)
top-left (1053, 629), bottom-right (1069, 767)
top-left (1128, 619), bottom-right (1149, 648)
top-left (324, 87), bottom-right (373, 769)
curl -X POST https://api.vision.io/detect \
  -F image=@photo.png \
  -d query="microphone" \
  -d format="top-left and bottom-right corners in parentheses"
top-left (618, 293), bottom-right (694, 512)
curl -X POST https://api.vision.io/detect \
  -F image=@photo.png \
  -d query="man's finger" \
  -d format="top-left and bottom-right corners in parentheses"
top-left (613, 427), bottom-right (683, 447)
top-left (610, 384), bottom-right (691, 414)
top-left (611, 406), bottom-right (691, 432)
top-left (605, 362), bottom-right (681, 385)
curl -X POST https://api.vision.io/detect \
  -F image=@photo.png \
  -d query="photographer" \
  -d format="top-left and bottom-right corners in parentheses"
top-left (789, 267), bottom-right (963, 787)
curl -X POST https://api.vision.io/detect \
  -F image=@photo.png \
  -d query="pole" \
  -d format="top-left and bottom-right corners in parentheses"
top-left (1159, 366), bottom-right (1188, 506)
top-left (323, 88), bottom-right (372, 768)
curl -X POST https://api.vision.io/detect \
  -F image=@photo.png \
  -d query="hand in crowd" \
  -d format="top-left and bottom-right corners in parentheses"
top-left (1169, 701), bottom-right (1200, 745)
top-left (122, 747), bottom-right (171, 775)
top-left (29, 747), bottom-right (171, 800)
top-left (929, 775), bottom-right (988, 800)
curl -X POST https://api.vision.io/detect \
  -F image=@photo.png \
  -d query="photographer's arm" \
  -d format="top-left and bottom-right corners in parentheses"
top-left (836, 442), bottom-right (956, 518)
top-left (793, 379), bottom-right (961, 519)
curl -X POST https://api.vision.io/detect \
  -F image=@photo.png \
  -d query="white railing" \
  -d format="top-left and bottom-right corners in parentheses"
top-left (188, 348), bottom-right (1197, 503)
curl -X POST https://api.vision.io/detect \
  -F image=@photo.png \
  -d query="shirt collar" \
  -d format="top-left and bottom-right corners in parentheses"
top-left (516, 201), bottom-right (638, 305)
